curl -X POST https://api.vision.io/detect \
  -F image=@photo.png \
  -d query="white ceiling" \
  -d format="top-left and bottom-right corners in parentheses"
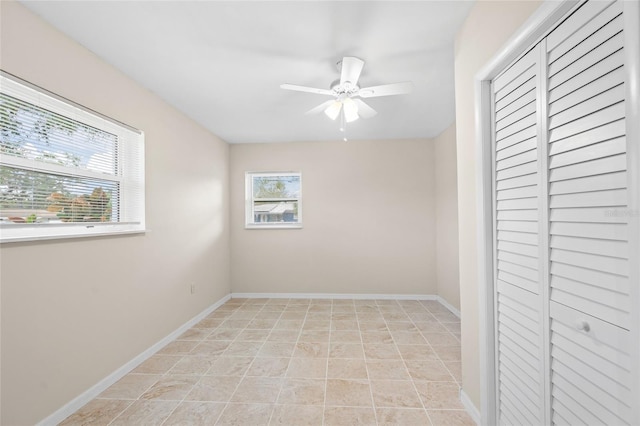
top-left (21, 1), bottom-right (474, 144)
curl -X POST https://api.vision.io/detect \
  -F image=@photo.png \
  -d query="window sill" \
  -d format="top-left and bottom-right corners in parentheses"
top-left (0, 224), bottom-right (146, 244)
top-left (245, 223), bottom-right (303, 230)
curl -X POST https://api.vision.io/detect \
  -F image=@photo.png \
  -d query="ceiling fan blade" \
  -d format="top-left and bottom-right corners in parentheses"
top-left (358, 82), bottom-right (414, 98)
top-left (305, 100), bottom-right (335, 115)
top-left (340, 57), bottom-right (365, 86)
top-left (280, 84), bottom-right (334, 96)
top-left (353, 99), bottom-right (377, 119)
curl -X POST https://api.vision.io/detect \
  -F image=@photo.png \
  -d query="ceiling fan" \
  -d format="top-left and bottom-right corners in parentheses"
top-left (280, 57), bottom-right (413, 138)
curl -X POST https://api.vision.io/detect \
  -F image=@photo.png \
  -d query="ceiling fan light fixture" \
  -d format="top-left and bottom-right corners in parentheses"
top-left (324, 101), bottom-right (342, 120)
top-left (343, 98), bottom-right (359, 123)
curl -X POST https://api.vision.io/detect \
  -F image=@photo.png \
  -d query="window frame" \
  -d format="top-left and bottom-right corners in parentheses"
top-left (245, 171), bottom-right (302, 229)
top-left (0, 71), bottom-right (145, 243)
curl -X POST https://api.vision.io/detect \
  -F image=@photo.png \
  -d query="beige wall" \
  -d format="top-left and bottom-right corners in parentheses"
top-left (434, 123), bottom-right (460, 310)
top-left (230, 139), bottom-right (437, 295)
top-left (454, 0), bottom-right (542, 410)
top-left (0, 2), bottom-right (230, 424)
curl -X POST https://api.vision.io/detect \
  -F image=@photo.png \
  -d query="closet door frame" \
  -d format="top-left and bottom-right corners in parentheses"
top-left (474, 1), bottom-right (640, 425)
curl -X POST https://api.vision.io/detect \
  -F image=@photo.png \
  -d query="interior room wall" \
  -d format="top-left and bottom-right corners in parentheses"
top-left (229, 139), bottom-right (437, 296)
top-left (434, 123), bottom-right (460, 310)
top-left (0, 2), bottom-right (230, 424)
top-left (454, 0), bottom-right (543, 411)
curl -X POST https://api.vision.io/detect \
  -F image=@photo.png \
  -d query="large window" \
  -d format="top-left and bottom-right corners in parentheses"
top-left (0, 72), bottom-right (145, 243)
top-left (245, 172), bottom-right (301, 229)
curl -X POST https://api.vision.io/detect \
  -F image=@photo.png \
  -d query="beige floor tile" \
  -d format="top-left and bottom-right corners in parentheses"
top-left (231, 377), bottom-right (282, 403)
top-left (328, 358), bottom-right (368, 379)
top-left (247, 357), bottom-right (291, 377)
top-left (206, 356), bottom-right (253, 376)
top-left (433, 312), bottom-right (460, 323)
top-left (390, 331), bottom-right (427, 345)
top-left (270, 404), bottom-right (323, 425)
top-left (279, 312), bottom-right (307, 320)
top-left (177, 328), bottom-right (212, 341)
top-left (255, 310), bottom-right (283, 319)
top-left (59, 399), bottom-right (132, 426)
top-left (99, 374), bottom-right (160, 399)
top-left (194, 318), bottom-right (224, 329)
top-left (370, 380), bottom-right (422, 408)
top-left (163, 401), bottom-right (225, 425)
top-left (325, 379), bottom-right (373, 407)
top-left (303, 320), bottom-right (331, 330)
top-left (224, 340), bottom-right (263, 357)
top-left (267, 330), bottom-right (300, 342)
top-left (397, 344), bottom-right (438, 361)
top-left (366, 360), bottom-right (410, 380)
top-left (293, 342), bottom-right (329, 358)
top-left (427, 409), bottom-right (476, 426)
top-left (323, 406), bottom-right (377, 425)
top-left (433, 345), bottom-right (462, 361)
top-left (386, 322), bottom-right (418, 332)
top-left (237, 329), bottom-right (269, 341)
top-left (382, 312), bottom-right (411, 322)
top-left (63, 298), bottom-right (471, 426)
top-left (422, 332), bottom-right (459, 346)
top-left (359, 321), bottom-right (388, 332)
top-left (444, 361), bottom-right (462, 382)
top-left (376, 408), bottom-right (432, 425)
top-left (258, 341), bottom-right (296, 357)
top-left (216, 403), bottom-right (274, 426)
top-left (132, 355), bottom-right (182, 374)
top-left (298, 330), bottom-right (331, 342)
top-left (332, 320), bottom-right (359, 331)
top-left (248, 318), bottom-right (278, 329)
top-left (405, 360), bottom-right (454, 381)
top-left (415, 381), bottom-right (463, 409)
top-left (189, 340), bottom-right (231, 357)
top-left (414, 322), bottom-right (448, 333)
top-left (277, 378), bottom-right (325, 405)
top-left (286, 358), bottom-right (327, 378)
top-left (408, 312), bottom-right (437, 321)
top-left (331, 307), bottom-right (358, 318)
top-left (331, 330), bottom-right (361, 343)
top-left (363, 344), bottom-right (401, 360)
top-left (169, 356), bottom-right (215, 375)
top-left (329, 342), bottom-right (365, 359)
top-left (157, 340), bottom-right (198, 355)
top-left (207, 328), bottom-right (243, 340)
top-left (185, 376), bottom-right (242, 401)
top-left (275, 319), bottom-right (305, 329)
top-left (219, 319), bottom-right (252, 329)
top-left (361, 332), bottom-right (394, 344)
top-left (109, 400), bottom-right (178, 426)
top-left (140, 375), bottom-right (199, 401)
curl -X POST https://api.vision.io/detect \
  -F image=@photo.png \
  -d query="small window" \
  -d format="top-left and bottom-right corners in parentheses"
top-left (0, 72), bottom-right (145, 243)
top-left (245, 172), bottom-right (301, 229)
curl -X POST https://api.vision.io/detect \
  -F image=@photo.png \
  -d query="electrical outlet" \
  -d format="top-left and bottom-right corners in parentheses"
top-left (190, 283), bottom-right (196, 294)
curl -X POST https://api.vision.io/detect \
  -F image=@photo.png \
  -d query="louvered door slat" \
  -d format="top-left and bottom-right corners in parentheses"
top-left (493, 46), bottom-right (545, 424)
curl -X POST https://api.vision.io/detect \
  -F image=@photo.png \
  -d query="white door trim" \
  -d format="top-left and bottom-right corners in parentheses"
top-left (473, 1), bottom-right (578, 425)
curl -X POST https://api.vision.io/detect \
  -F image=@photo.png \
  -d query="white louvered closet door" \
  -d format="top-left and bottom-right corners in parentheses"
top-left (491, 0), bottom-right (638, 424)
top-left (546, 1), bottom-right (633, 424)
top-left (492, 47), bottom-right (546, 426)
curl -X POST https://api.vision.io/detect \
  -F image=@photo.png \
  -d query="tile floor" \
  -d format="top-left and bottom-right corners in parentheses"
top-left (61, 298), bottom-right (475, 425)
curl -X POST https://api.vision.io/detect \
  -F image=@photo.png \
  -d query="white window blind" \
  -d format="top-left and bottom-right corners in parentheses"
top-left (245, 172), bottom-right (302, 229)
top-left (0, 72), bottom-right (145, 242)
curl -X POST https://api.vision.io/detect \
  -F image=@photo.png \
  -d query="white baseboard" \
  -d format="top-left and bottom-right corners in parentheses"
top-left (437, 295), bottom-right (461, 318)
top-left (231, 293), bottom-right (462, 318)
top-left (37, 294), bottom-right (232, 426)
top-left (230, 292), bottom-right (439, 301)
top-left (461, 388), bottom-right (481, 426)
